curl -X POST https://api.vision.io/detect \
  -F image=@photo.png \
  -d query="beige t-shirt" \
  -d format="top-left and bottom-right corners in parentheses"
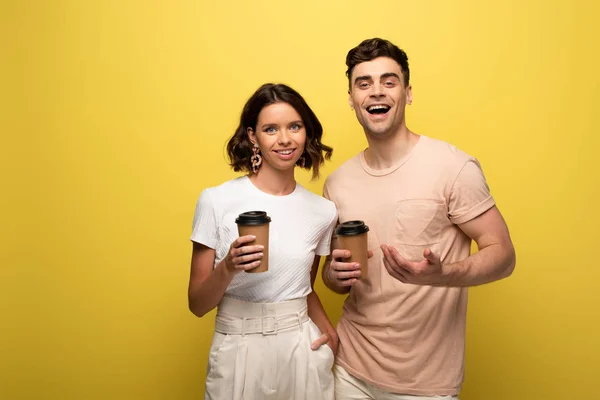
top-left (323, 135), bottom-right (495, 396)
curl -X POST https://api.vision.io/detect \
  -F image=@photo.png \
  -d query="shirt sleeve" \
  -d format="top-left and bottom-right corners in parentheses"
top-left (448, 159), bottom-right (496, 225)
top-left (315, 204), bottom-right (339, 256)
top-left (190, 189), bottom-right (218, 248)
top-left (323, 178), bottom-right (333, 202)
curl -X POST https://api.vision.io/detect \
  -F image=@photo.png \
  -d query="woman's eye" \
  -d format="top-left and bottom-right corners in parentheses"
top-left (290, 124), bottom-right (301, 131)
top-left (266, 127), bottom-right (277, 133)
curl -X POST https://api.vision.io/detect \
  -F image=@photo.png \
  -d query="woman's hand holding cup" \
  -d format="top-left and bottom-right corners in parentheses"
top-left (224, 236), bottom-right (264, 275)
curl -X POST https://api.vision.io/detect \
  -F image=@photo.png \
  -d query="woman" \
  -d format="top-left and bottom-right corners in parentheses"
top-left (189, 83), bottom-right (338, 399)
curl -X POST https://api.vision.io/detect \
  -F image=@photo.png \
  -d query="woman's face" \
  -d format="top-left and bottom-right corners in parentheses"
top-left (248, 102), bottom-right (307, 173)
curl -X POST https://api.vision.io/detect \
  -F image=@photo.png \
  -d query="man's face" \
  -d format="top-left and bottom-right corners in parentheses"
top-left (348, 57), bottom-right (412, 137)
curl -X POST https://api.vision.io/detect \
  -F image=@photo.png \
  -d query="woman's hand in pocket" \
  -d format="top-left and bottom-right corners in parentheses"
top-left (311, 330), bottom-right (339, 356)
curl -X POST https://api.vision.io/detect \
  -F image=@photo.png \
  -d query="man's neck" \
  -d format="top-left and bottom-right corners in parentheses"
top-left (364, 126), bottom-right (419, 170)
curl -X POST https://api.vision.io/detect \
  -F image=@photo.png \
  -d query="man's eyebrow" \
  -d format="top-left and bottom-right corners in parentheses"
top-left (353, 75), bottom-right (372, 85)
top-left (380, 72), bottom-right (401, 80)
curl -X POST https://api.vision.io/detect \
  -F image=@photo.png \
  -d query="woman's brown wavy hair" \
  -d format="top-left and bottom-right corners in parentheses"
top-left (226, 83), bottom-right (332, 180)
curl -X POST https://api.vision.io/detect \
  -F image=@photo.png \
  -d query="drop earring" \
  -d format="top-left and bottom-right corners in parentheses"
top-left (251, 144), bottom-right (262, 174)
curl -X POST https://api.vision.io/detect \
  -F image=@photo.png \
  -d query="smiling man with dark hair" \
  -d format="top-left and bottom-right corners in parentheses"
top-left (322, 38), bottom-right (516, 399)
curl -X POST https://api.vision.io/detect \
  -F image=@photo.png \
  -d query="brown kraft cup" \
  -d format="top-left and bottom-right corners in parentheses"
top-left (235, 211), bottom-right (271, 273)
top-left (335, 220), bottom-right (370, 280)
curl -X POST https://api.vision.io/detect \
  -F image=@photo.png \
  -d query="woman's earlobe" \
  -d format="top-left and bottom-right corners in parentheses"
top-left (247, 127), bottom-right (256, 144)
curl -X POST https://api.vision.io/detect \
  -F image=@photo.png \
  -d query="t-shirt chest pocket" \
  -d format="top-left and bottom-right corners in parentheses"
top-left (393, 199), bottom-right (446, 261)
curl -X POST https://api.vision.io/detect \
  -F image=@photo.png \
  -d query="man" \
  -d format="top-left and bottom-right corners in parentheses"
top-left (322, 38), bottom-right (516, 399)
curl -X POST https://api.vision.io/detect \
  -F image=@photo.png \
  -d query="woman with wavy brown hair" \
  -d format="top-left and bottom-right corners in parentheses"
top-left (188, 83), bottom-right (338, 399)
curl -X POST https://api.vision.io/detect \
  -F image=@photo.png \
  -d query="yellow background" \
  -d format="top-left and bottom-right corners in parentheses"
top-left (2, 0), bottom-right (598, 399)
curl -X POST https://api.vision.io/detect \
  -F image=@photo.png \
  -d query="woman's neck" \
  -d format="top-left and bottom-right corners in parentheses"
top-left (248, 165), bottom-right (296, 196)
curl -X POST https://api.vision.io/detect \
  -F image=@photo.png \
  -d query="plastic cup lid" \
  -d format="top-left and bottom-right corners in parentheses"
top-left (335, 220), bottom-right (369, 236)
top-left (235, 211), bottom-right (271, 225)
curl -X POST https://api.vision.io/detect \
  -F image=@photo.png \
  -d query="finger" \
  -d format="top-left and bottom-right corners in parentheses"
top-left (232, 235), bottom-right (256, 248)
top-left (380, 245), bottom-right (398, 268)
top-left (388, 246), bottom-right (413, 273)
top-left (423, 248), bottom-right (440, 264)
top-left (332, 249), bottom-right (351, 260)
top-left (331, 260), bottom-right (361, 272)
top-left (334, 269), bottom-right (361, 280)
top-left (380, 244), bottom-right (391, 259)
top-left (335, 277), bottom-right (359, 287)
top-left (310, 333), bottom-right (329, 350)
top-left (367, 250), bottom-right (374, 259)
top-left (233, 252), bottom-right (264, 265)
top-left (382, 256), bottom-right (397, 277)
top-left (328, 265), bottom-right (360, 285)
top-left (383, 254), bottom-right (409, 281)
top-left (236, 244), bottom-right (265, 256)
top-left (239, 260), bottom-right (262, 271)
top-left (383, 256), bottom-right (408, 282)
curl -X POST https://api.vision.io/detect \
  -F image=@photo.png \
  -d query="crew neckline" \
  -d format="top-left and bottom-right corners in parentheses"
top-left (359, 135), bottom-right (426, 176)
top-left (243, 175), bottom-right (300, 197)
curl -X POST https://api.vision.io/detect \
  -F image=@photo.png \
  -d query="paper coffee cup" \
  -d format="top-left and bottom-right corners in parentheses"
top-left (235, 211), bottom-right (271, 273)
top-left (335, 220), bottom-right (369, 280)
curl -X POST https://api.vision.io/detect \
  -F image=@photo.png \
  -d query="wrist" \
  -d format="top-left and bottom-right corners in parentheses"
top-left (218, 260), bottom-right (236, 280)
top-left (441, 260), bottom-right (463, 286)
top-left (328, 327), bottom-right (338, 341)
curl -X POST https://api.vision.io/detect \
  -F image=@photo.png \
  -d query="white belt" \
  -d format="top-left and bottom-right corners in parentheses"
top-left (215, 296), bottom-right (308, 336)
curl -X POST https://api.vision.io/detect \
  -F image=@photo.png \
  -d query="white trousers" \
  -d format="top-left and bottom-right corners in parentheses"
top-left (204, 296), bottom-right (335, 400)
top-left (334, 364), bottom-right (459, 400)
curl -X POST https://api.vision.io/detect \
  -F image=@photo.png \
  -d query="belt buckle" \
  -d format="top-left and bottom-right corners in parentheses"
top-left (262, 316), bottom-right (278, 335)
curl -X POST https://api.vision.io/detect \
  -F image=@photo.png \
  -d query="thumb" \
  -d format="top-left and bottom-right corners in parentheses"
top-left (424, 248), bottom-right (440, 263)
top-left (310, 333), bottom-right (329, 350)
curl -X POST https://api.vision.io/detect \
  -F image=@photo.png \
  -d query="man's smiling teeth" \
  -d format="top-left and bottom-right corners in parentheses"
top-left (368, 105), bottom-right (390, 112)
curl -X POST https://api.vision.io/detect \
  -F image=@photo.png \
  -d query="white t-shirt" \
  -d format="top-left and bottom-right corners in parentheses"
top-left (190, 176), bottom-right (338, 302)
